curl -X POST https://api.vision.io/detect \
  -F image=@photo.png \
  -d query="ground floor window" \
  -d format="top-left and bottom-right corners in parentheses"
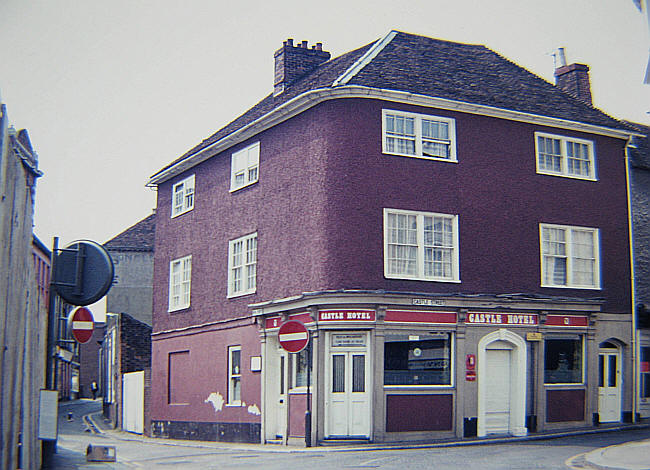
top-left (384, 332), bottom-right (452, 385)
top-left (641, 346), bottom-right (650, 399)
top-left (292, 347), bottom-right (312, 388)
top-left (228, 346), bottom-right (241, 404)
top-left (544, 336), bottom-right (583, 384)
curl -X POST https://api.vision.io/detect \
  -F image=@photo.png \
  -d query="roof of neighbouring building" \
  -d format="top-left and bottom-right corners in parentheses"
top-left (151, 30), bottom-right (636, 183)
top-left (104, 213), bottom-right (156, 252)
top-left (626, 121), bottom-right (650, 170)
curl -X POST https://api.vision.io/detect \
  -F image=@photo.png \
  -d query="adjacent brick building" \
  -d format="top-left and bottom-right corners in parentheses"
top-left (100, 214), bottom-right (154, 432)
top-left (148, 31), bottom-right (639, 445)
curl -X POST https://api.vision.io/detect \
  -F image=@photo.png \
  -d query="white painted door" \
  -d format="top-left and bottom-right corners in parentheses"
top-left (484, 349), bottom-right (511, 434)
top-left (598, 349), bottom-right (621, 423)
top-left (326, 348), bottom-right (370, 438)
top-left (276, 354), bottom-right (287, 438)
top-left (122, 371), bottom-right (144, 434)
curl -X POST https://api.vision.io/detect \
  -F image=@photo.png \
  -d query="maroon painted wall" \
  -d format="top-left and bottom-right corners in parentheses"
top-left (322, 99), bottom-right (631, 313)
top-left (546, 389), bottom-right (585, 422)
top-left (153, 97), bottom-right (631, 334)
top-left (150, 322), bottom-right (261, 424)
top-left (385, 394), bottom-right (453, 431)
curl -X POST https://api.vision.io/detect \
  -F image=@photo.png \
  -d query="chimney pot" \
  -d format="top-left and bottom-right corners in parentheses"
top-left (274, 38), bottom-right (330, 96)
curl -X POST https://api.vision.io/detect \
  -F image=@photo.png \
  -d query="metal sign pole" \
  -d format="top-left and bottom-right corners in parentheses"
top-left (305, 337), bottom-right (312, 447)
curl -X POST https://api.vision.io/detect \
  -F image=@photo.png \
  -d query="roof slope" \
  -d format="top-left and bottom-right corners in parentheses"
top-left (151, 30), bottom-right (633, 182)
top-left (349, 32), bottom-right (625, 130)
top-left (104, 213), bottom-right (156, 252)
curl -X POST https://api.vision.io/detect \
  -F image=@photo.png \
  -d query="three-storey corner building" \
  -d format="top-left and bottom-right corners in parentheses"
top-left (148, 31), bottom-right (638, 445)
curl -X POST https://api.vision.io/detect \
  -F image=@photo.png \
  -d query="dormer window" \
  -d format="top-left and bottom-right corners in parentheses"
top-left (171, 175), bottom-right (195, 218)
top-left (231, 142), bottom-right (260, 192)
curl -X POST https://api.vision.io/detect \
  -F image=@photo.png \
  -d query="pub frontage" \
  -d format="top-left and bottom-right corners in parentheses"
top-left (252, 290), bottom-right (633, 445)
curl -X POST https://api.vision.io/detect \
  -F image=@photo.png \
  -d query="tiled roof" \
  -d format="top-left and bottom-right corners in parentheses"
top-left (348, 32), bottom-right (626, 130)
top-left (152, 30), bottom-right (634, 181)
top-left (104, 213), bottom-right (155, 252)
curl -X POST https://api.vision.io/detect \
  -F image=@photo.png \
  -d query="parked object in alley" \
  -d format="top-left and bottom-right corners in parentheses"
top-left (86, 444), bottom-right (116, 462)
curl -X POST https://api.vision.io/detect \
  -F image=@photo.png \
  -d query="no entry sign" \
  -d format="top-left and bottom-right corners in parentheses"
top-left (278, 320), bottom-right (309, 353)
top-left (70, 307), bottom-right (94, 344)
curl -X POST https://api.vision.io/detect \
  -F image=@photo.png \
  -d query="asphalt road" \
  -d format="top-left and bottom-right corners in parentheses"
top-left (45, 400), bottom-right (650, 469)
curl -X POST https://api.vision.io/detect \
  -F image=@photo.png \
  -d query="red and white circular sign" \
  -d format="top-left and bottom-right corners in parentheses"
top-left (278, 320), bottom-right (309, 353)
top-left (70, 307), bottom-right (94, 344)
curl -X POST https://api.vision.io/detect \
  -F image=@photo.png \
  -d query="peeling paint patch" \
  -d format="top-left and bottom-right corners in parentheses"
top-left (247, 404), bottom-right (261, 416)
top-left (205, 392), bottom-right (224, 413)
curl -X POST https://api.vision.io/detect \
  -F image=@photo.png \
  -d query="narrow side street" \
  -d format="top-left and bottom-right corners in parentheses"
top-left (43, 400), bottom-right (650, 470)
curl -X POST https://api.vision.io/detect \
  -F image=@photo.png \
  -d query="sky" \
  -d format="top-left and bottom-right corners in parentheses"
top-left (1, 0), bottom-right (650, 318)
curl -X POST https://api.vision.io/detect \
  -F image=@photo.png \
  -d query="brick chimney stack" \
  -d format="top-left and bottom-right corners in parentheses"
top-left (555, 62), bottom-right (593, 106)
top-left (274, 38), bottom-right (330, 96)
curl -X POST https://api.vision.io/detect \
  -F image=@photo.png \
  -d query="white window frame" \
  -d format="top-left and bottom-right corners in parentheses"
top-left (534, 132), bottom-right (596, 180)
top-left (227, 345), bottom-right (242, 405)
top-left (540, 223), bottom-right (601, 289)
top-left (230, 142), bottom-right (260, 192)
top-left (382, 109), bottom-right (457, 162)
top-left (168, 255), bottom-right (192, 312)
top-left (171, 174), bottom-right (195, 218)
top-left (383, 208), bottom-right (460, 283)
top-left (227, 232), bottom-right (258, 298)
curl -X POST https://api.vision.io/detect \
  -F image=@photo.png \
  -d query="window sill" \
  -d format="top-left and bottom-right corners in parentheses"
top-left (536, 170), bottom-right (597, 182)
top-left (385, 274), bottom-right (461, 283)
top-left (171, 207), bottom-right (194, 219)
top-left (383, 151), bottom-right (457, 163)
top-left (543, 383), bottom-right (585, 388)
top-left (541, 284), bottom-right (601, 290)
top-left (226, 402), bottom-right (242, 407)
top-left (168, 305), bottom-right (191, 313)
top-left (227, 290), bottom-right (256, 299)
top-left (383, 384), bottom-right (454, 390)
top-left (230, 181), bottom-right (258, 193)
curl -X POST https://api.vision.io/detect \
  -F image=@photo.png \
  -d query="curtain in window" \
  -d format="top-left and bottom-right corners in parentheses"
top-left (542, 227), bottom-right (567, 285)
top-left (538, 136), bottom-right (562, 172)
top-left (387, 213), bottom-right (417, 275)
top-left (385, 114), bottom-right (416, 155)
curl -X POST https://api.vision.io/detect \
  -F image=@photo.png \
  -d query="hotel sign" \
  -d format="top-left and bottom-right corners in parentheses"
top-left (319, 309), bottom-right (376, 322)
top-left (466, 312), bottom-right (538, 326)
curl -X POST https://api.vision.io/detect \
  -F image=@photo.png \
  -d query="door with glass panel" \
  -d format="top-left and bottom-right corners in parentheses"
top-left (326, 332), bottom-right (370, 438)
top-left (598, 344), bottom-right (621, 423)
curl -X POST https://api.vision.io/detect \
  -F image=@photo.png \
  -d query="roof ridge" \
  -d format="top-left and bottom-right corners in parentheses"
top-left (333, 30), bottom-right (397, 87)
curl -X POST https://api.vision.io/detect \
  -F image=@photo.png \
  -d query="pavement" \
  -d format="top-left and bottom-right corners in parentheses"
top-left (578, 437), bottom-right (650, 470)
top-left (43, 402), bottom-right (650, 469)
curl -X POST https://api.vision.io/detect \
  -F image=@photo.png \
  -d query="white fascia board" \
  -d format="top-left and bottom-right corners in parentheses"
top-left (332, 30), bottom-right (398, 87)
top-left (147, 85), bottom-right (638, 186)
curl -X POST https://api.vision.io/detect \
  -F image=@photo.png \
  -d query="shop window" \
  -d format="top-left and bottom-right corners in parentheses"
top-left (641, 346), bottom-right (650, 399)
top-left (544, 337), bottom-right (584, 384)
top-left (384, 333), bottom-right (452, 386)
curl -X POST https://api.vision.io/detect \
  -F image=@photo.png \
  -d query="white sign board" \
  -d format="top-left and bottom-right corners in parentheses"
top-left (38, 389), bottom-right (58, 441)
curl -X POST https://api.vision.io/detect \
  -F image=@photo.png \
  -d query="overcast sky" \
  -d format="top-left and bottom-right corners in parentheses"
top-left (2, 0), bottom-right (649, 248)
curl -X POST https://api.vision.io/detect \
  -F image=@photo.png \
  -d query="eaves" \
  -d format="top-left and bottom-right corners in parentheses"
top-left (148, 85), bottom-right (640, 186)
